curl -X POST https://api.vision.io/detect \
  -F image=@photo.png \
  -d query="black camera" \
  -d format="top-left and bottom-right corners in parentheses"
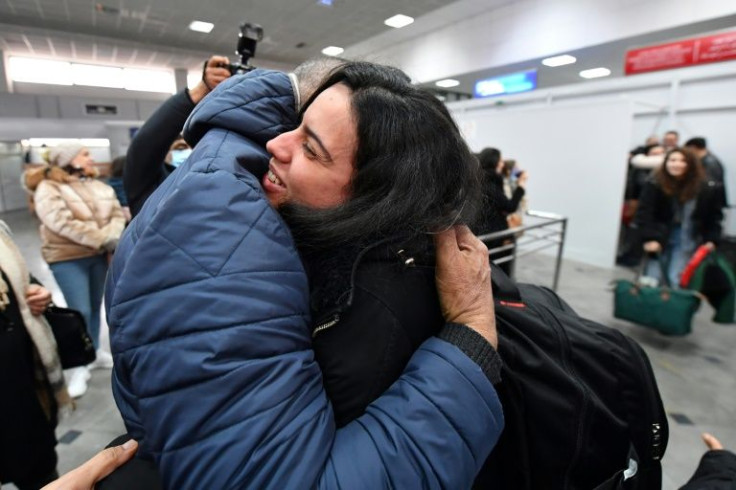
top-left (226, 22), bottom-right (264, 75)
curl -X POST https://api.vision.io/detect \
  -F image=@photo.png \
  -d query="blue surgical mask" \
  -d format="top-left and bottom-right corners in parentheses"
top-left (170, 148), bottom-right (192, 168)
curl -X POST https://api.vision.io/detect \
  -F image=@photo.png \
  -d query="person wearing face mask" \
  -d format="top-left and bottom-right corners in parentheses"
top-left (24, 143), bottom-right (125, 398)
top-left (167, 139), bottom-right (192, 169)
top-left (125, 55), bottom-right (232, 218)
top-left (635, 147), bottom-right (724, 286)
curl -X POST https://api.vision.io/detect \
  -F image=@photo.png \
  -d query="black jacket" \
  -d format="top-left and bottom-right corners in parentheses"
top-left (635, 178), bottom-right (723, 247)
top-left (308, 238), bottom-right (445, 427)
top-left (124, 90), bottom-right (195, 217)
top-left (476, 172), bottom-right (525, 237)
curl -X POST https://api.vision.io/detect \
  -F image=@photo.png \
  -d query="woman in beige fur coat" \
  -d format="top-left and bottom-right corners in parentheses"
top-left (0, 220), bottom-right (72, 489)
top-left (26, 143), bottom-right (125, 398)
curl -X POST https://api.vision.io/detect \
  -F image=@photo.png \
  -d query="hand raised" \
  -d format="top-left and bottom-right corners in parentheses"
top-left (434, 226), bottom-right (497, 348)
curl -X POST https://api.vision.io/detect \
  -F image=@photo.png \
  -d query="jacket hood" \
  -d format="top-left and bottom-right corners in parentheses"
top-left (183, 69), bottom-right (299, 148)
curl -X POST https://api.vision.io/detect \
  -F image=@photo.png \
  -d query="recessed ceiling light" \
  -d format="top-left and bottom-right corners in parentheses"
top-left (384, 14), bottom-right (414, 28)
top-left (321, 46), bottom-right (344, 56)
top-left (579, 67), bottom-right (611, 79)
top-left (542, 54), bottom-right (577, 67)
top-left (189, 21), bottom-right (214, 33)
top-left (435, 79), bottom-right (460, 88)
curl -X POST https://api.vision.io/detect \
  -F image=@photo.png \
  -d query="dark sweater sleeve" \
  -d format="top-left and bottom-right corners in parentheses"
top-left (679, 450), bottom-right (736, 489)
top-left (125, 90), bottom-right (195, 217)
top-left (438, 322), bottom-right (502, 384)
top-left (494, 182), bottom-right (525, 214)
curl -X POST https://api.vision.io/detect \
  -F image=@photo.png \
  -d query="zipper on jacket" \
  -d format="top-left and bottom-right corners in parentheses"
top-left (623, 335), bottom-right (666, 462)
top-left (312, 314), bottom-right (340, 338)
top-left (533, 302), bottom-right (592, 489)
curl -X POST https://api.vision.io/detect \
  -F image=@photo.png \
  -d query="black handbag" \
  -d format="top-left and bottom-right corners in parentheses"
top-left (45, 305), bottom-right (96, 368)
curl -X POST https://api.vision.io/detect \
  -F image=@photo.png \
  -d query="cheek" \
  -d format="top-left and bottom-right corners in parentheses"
top-left (290, 168), bottom-right (351, 208)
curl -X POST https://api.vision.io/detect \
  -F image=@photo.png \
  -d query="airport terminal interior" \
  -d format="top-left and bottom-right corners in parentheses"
top-left (1, 1), bottom-right (736, 489)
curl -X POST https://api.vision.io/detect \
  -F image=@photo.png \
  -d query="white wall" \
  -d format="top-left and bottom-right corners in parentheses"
top-left (448, 60), bottom-right (736, 267)
top-left (454, 100), bottom-right (632, 268)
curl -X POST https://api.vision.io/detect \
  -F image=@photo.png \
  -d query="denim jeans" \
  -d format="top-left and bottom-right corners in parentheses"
top-left (49, 254), bottom-right (108, 349)
top-left (645, 224), bottom-right (696, 287)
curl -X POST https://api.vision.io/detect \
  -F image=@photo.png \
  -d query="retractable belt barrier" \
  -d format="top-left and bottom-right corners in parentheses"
top-left (478, 210), bottom-right (568, 291)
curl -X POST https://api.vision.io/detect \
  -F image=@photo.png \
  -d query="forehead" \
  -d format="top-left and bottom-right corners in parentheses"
top-left (303, 84), bottom-right (357, 157)
top-left (304, 84), bottom-right (353, 122)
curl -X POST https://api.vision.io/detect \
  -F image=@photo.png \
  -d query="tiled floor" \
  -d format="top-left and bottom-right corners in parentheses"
top-left (2, 208), bottom-right (734, 490)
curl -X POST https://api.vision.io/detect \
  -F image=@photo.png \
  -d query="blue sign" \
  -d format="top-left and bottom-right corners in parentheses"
top-left (474, 70), bottom-right (537, 98)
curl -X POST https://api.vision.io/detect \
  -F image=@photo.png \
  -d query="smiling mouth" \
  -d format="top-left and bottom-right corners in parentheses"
top-left (267, 169), bottom-right (285, 187)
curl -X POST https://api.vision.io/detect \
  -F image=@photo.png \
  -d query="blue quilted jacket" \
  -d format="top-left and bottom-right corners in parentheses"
top-left (106, 69), bottom-right (504, 489)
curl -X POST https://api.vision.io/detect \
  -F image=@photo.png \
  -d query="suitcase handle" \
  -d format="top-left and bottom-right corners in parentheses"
top-left (636, 254), bottom-right (671, 289)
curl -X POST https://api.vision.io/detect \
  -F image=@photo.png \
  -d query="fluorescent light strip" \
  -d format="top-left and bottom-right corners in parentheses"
top-left (9, 56), bottom-right (177, 94)
top-left (189, 21), bottom-right (214, 33)
top-left (435, 79), bottom-right (460, 88)
top-left (72, 63), bottom-right (124, 88)
top-left (321, 46), bottom-right (344, 56)
top-left (384, 14), bottom-right (414, 28)
top-left (542, 54), bottom-right (576, 67)
top-left (27, 138), bottom-right (110, 147)
top-left (123, 68), bottom-right (176, 93)
top-left (579, 67), bottom-right (611, 79)
top-left (8, 57), bottom-right (73, 85)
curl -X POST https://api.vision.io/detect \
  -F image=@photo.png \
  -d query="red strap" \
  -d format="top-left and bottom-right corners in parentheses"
top-left (679, 244), bottom-right (712, 288)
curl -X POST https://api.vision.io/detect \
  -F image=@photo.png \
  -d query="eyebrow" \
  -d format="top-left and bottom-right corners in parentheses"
top-left (304, 125), bottom-right (333, 162)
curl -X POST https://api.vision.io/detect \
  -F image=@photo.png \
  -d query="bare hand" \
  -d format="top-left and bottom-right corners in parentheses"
top-left (704, 242), bottom-right (716, 251)
top-left (702, 433), bottom-right (724, 451)
top-left (434, 225), bottom-right (497, 348)
top-left (189, 55), bottom-right (232, 103)
top-left (26, 284), bottom-right (52, 316)
top-left (643, 241), bottom-right (662, 253)
top-left (42, 439), bottom-right (138, 490)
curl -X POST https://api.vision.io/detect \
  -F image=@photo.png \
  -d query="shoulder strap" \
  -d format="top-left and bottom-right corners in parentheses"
top-left (491, 264), bottom-right (522, 302)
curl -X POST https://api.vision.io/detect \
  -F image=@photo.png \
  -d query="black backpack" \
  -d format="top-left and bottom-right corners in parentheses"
top-left (474, 266), bottom-right (669, 489)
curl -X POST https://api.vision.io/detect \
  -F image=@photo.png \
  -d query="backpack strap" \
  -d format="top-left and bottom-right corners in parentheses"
top-left (491, 264), bottom-right (523, 303)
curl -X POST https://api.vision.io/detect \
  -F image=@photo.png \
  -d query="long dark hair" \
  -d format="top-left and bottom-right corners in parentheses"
top-left (655, 148), bottom-right (703, 202)
top-left (280, 61), bottom-right (482, 252)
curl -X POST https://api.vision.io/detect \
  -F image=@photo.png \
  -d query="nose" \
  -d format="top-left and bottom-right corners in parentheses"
top-left (266, 129), bottom-right (297, 164)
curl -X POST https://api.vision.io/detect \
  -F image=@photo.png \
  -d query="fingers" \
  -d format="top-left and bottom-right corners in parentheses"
top-left (434, 226), bottom-right (459, 255)
top-left (82, 440), bottom-right (139, 482)
top-left (459, 226), bottom-right (489, 256)
top-left (207, 55), bottom-right (230, 67)
top-left (702, 433), bottom-right (724, 451)
top-left (41, 440), bottom-right (138, 490)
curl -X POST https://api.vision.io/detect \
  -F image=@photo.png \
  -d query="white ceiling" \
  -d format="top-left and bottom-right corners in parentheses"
top-left (0, 0), bottom-right (734, 93)
top-left (422, 14), bottom-right (736, 96)
top-left (0, 0), bottom-right (449, 70)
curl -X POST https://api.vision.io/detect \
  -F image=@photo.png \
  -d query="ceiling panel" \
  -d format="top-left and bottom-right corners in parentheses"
top-left (0, 0), bottom-right (450, 69)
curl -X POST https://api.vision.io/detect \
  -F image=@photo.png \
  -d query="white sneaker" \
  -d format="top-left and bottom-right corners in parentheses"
top-left (88, 349), bottom-right (114, 370)
top-left (66, 367), bottom-right (89, 398)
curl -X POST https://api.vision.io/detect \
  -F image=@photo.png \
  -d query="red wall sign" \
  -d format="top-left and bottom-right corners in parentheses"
top-left (625, 31), bottom-right (736, 75)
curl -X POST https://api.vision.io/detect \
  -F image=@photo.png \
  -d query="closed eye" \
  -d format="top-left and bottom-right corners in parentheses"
top-left (302, 142), bottom-right (318, 158)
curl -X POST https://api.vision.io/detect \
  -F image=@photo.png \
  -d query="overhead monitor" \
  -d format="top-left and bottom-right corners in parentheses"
top-left (474, 70), bottom-right (537, 98)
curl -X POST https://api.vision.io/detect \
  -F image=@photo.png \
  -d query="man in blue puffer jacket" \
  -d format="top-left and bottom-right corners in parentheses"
top-left (105, 66), bottom-right (504, 489)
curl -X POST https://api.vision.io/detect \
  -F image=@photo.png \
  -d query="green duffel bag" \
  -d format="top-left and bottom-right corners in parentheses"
top-left (687, 252), bottom-right (736, 324)
top-left (613, 256), bottom-right (702, 335)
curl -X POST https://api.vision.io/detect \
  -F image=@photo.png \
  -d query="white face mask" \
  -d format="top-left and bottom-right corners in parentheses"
top-left (169, 148), bottom-right (192, 168)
